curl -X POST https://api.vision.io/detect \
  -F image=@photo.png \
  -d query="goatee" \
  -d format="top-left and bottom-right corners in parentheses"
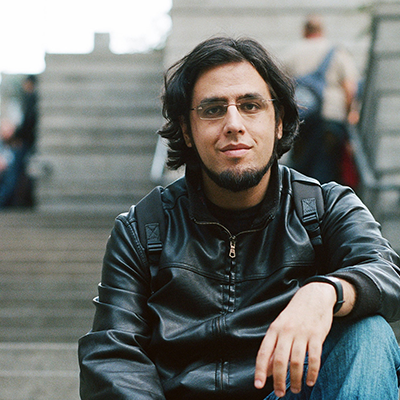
top-left (201, 161), bottom-right (274, 192)
top-left (188, 128), bottom-right (280, 193)
top-left (199, 138), bottom-right (278, 192)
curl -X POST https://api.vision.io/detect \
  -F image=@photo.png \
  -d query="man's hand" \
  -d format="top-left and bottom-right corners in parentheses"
top-left (254, 282), bottom-right (337, 398)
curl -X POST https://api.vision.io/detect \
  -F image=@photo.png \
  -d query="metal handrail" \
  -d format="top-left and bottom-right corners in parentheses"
top-left (348, 125), bottom-right (400, 192)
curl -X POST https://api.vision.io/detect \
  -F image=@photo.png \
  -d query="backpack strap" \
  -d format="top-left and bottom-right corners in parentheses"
top-left (291, 171), bottom-right (325, 253)
top-left (315, 47), bottom-right (336, 77)
top-left (295, 47), bottom-right (336, 120)
top-left (135, 174), bottom-right (325, 265)
top-left (135, 186), bottom-right (165, 265)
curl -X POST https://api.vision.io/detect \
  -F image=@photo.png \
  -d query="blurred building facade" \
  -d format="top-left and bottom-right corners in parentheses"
top-left (0, 0), bottom-right (395, 214)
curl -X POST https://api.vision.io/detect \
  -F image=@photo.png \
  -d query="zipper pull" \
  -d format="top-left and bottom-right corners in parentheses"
top-left (229, 238), bottom-right (236, 259)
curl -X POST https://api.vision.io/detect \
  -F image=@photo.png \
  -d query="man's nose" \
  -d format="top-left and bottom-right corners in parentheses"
top-left (224, 104), bottom-right (245, 134)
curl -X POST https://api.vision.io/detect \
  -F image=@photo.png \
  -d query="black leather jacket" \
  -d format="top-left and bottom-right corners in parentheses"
top-left (79, 164), bottom-right (400, 400)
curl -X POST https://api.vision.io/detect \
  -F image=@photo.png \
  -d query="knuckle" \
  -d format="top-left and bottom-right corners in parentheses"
top-left (290, 358), bottom-right (302, 368)
top-left (273, 356), bottom-right (286, 368)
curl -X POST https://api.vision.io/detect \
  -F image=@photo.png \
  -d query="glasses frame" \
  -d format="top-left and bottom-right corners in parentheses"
top-left (190, 98), bottom-right (275, 121)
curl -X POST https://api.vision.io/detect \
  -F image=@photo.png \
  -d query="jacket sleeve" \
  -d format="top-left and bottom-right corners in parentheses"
top-left (320, 183), bottom-right (400, 322)
top-left (78, 210), bottom-right (166, 400)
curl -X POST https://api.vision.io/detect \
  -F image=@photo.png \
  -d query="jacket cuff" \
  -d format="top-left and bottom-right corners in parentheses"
top-left (329, 270), bottom-right (381, 320)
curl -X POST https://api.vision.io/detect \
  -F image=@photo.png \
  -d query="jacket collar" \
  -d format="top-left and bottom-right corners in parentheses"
top-left (185, 162), bottom-right (281, 229)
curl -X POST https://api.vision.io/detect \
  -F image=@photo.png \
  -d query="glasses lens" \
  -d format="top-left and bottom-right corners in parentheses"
top-left (237, 98), bottom-right (267, 115)
top-left (198, 102), bottom-right (227, 120)
top-left (196, 98), bottom-right (271, 120)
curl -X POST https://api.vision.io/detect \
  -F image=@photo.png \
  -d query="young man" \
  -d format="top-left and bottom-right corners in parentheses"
top-left (79, 37), bottom-right (400, 399)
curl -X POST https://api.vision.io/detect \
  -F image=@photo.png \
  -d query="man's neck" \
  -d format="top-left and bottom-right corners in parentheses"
top-left (201, 170), bottom-right (271, 210)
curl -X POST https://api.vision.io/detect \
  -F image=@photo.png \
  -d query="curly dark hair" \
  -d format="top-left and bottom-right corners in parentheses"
top-left (158, 36), bottom-right (299, 170)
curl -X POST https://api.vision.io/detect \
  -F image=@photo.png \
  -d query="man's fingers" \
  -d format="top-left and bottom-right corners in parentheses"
top-left (305, 339), bottom-right (322, 387)
top-left (270, 341), bottom-right (291, 398)
top-left (289, 339), bottom-right (307, 393)
top-left (254, 333), bottom-right (277, 389)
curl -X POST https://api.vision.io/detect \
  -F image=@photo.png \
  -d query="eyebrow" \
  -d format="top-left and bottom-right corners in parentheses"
top-left (198, 96), bottom-right (225, 105)
top-left (198, 93), bottom-right (265, 105)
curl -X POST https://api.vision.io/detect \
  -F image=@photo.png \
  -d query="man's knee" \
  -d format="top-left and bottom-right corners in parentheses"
top-left (325, 315), bottom-right (400, 367)
top-left (312, 316), bottom-right (400, 399)
top-left (338, 315), bottom-right (395, 342)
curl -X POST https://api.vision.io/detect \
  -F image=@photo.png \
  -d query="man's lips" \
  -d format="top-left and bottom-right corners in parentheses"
top-left (220, 144), bottom-right (251, 157)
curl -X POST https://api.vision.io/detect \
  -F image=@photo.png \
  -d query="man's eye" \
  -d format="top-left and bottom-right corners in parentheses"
top-left (203, 104), bottom-right (225, 116)
top-left (240, 101), bottom-right (261, 112)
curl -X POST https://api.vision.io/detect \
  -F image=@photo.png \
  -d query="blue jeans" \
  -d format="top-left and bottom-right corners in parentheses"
top-left (264, 315), bottom-right (400, 399)
top-left (0, 144), bottom-right (31, 208)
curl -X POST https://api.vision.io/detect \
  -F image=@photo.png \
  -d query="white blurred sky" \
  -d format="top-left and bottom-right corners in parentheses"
top-left (0, 0), bottom-right (172, 74)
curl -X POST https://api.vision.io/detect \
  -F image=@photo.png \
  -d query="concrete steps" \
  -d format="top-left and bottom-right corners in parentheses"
top-left (0, 210), bottom-right (116, 343)
top-left (0, 343), bottom-right (79, 400)
top-left (0, 210), bottom-right (111, 398)
top-left (35, 33), bottom-right (163, 212)
top-left (1, 207), bottom-right (400, 399)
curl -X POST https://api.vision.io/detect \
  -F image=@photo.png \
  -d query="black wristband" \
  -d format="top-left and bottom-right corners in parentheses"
top-left (303, 275), bottom-right (344, 314)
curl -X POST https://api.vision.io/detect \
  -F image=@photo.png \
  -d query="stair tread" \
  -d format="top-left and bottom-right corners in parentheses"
top-left (0, 211), bottom-right (109, 342)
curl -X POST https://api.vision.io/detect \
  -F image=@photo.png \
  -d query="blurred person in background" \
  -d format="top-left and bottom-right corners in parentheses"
top-left (285, 15), bottom-right (360, 186)
top-left (0, 119), bottom-right (16, 208)
top-left (0, 74), bottom-right (38, 208)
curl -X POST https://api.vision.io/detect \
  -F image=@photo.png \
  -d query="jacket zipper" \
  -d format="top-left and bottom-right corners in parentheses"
top-left (193, 219), bottom-right (262, 259)
top-left (194, 219), bottom-right (266, 391)
top-left (229, 237), bottom-right (236, 258)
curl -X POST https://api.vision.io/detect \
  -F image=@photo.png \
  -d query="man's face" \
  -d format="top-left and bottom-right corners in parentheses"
top-left (182, 61), bottom-right (282, 193)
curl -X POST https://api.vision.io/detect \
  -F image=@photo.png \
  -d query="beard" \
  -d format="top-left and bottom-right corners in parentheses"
top-left (192, 138), bottom-right (279, 193)
top-left (201, 158), bottom-right (275, 192)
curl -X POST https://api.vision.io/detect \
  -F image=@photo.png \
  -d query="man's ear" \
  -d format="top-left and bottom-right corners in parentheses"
top-left (276, 108), bottom-right (284, 139)
top-left (276, 118), bottom-right (283, 140)
top-left (180, 117), bottom-right (192, 148)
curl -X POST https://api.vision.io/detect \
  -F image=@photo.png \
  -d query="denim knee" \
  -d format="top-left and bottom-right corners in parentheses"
top-left (327, 315), bottom-right (398, 352)
top-left (314, 315), bottom-right (400, 399)
top-left (264, 316), bottom-right (400, 399)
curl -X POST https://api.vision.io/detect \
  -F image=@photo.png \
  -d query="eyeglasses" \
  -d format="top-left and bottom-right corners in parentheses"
top-left (190, 97), bottom-right (275, 120)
